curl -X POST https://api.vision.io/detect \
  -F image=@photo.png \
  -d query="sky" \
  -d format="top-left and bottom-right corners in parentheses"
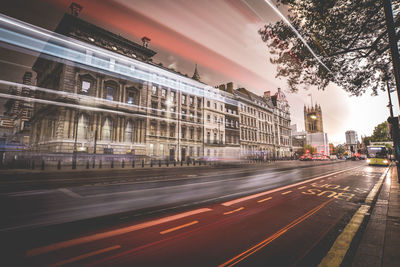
top-left (1, 0), bottom-right (398, 144)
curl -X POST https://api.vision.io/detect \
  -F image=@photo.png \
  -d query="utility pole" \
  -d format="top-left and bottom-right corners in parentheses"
top-left (383, 0), bottom-right (400, 182)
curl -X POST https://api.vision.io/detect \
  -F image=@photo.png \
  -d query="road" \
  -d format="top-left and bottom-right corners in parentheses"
top-left (0, 161), bottom-right (388, 266)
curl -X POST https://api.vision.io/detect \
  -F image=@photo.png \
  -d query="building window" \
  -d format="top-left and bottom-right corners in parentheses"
top-left (207, 114), bottom-right (211, 122)
top-left (197, 147), bottom-right (201, 156)
top-left (171, 91), bottom-right (176, 101)
top-left (102, 117), bottom-right (112, 141)
top-left (214, 103), bottom-right (217, 109)
top-left (190, 96), bottom-right (194, 106)
top-left (152, 85), bottom-right (157, 95)
top-left (81, 80), bottom-right (91, 93)
top-left (170, 125), bottom-right (175, 137)
top-left (214, 116), bottom-right (217, 123)
top-left (182, 95), bottom-right (187, 105)
top-left (207, 101), bottom-right (210, 107)
top-left (197, 98), bottom-right (202, 108)
top-left (182, 109), bottom-right (187, 120)
top-left (190, 128), bottom-right (194, 139)
top-left (181, 126), bottom-right (186, 139)
top-left (197, 128), bottom-right (201, 140)
top-left (149, 143), bottom-right (154, 156)
top-left (160, 124), bottom-right (167, 137)
top-left (161, 104), bottom-right (166, 117)
top-left (220, 134), bottom-right (223, 144)
top-left (77, 114), bottom-right (88, 139)
top-left (214, 133), bottom-right (217, 144)
top-left (125, 121), bottom-right (133, 142)
top-left (106, 86), bottom-right (114, 101)
top-left (127, 91), bottom-right (135, 105)
top-left (197, 113), bottom-right (202, 123)
top-left (161, 88), bottom-right (167, 98)
top-left (189, 146), bottom-right (194, 157)
top-left (207, 132), bottom-right (210, 144)
top-left (150, 123), bottom-right (156, 135)
top-left (151, 102), bottom-right (158, 114)
top-left (220, 104), bottom-right (223, 111)
top-left (190, 111), bottom-right (194, 121)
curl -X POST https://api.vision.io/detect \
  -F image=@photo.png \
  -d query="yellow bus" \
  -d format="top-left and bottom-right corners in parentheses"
top-left (366, 145), bottom-right (389, 166)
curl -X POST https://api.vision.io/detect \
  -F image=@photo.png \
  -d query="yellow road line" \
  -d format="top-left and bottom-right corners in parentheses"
top-left (46, 245), bottom-right (120, 267)
top-left (223, 207), bottom-right (244, 215)
top-left (281, 191), bottom-right (292, 195)
top-left (257, 197), bottom-right (272, 203)
top-left (297, 186), bottom-right (306, 189)
top-left (27, 208), bottom-right (211, 257)
top-left (319, 167), bottom-right (390, 267)
top-left (221, 166), bottom-right (361, 206)
top-left (220, 199), bottom-right (333, 267)
top-left (160, 221), bottom-right (198, 235)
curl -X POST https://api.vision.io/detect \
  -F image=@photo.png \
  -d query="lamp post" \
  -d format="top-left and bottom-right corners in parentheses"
top-left (72, 112), bottom-right (79, 169)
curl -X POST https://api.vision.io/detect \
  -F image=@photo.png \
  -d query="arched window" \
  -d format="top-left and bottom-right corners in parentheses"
top-left (77, 114), bottom-right (88, 139)
top-left (102, 117), bottom-right (112, 141)
top-left (125, 120), bottom-right (133, 142)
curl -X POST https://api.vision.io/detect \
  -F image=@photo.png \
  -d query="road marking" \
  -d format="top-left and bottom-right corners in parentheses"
top-left (26, 208), bottom-right (212, 257)
top-left (297, 186), bottom-right (306, 189)
top-left (281, 191), bottom-right (292, 195)
top-left (58, 188), bottom-right (83, 199)
top-left (223, 207), bottom-right (244, 215)
top-left (319, 167), bottom-right (390, 267)
top-left (220, 199), bottom-right (334, 267)
top-left (221, 166), bottom-right (360, 206)
top-left (160, 221), bottom-right (198, 235)
top-left (257, 197), bottom-right (272, 203)
top-left (46, 245), bottom-right (121, 267)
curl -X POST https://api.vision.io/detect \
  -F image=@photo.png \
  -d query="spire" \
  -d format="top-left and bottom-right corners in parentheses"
top-left (192, 64), bottom-right (201, 81)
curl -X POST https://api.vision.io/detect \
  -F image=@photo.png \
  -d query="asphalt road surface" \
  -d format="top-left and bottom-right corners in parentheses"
top-left (1, 161), bottom-right (388, 266)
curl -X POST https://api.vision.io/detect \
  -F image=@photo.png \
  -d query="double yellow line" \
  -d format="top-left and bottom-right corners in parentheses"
top-left (219, 198), bottom-right (334, 267)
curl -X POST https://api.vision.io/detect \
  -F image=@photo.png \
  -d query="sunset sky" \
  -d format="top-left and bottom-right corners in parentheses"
top-left (1, 0), bottom-right (398, 144)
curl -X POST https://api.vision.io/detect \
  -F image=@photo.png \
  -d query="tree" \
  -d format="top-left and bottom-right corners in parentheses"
top-left (258, 0), bottom-right (400, 95)
top-left (336, 144), bottom-right (345, 157)
top-left (371, 121), bottom-right (390, 141)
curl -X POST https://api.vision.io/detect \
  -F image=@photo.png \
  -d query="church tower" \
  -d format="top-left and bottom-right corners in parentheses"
top-left (304, 104), bottom-right (324, 133)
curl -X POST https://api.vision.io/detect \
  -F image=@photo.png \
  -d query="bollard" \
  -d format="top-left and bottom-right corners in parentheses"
top-left (99, 159), bottom-right (102, 168)
top-left (150, 160), bottom-right (153, 167)
top-left (41, 160), bottom-right (45, 170)
top-left (132, 160), bottom-right (135, 168)
top-left (122, 160), bottom-right (125, 168)
top-left (193, 160), bottom-right (196, 166)
top-left (86, 160), bottom-right (90, 169)
top-left (57, 160), bottom-right (61, 170)
top-left (142, 159), bottom-right (144, 168)
top-left (92, 159), bottom-right (95, 168)
top-left (181, 160), bottom-right (183, 166)
top-left (166, 160), bottom-right (169, 167)
top-left (187, 160), bottom-right (189, 166)
top-left (199, 160), bottom-right (201, 166)
top-left (159, 160), bottom-right (161, 167)
top-left (111, 159), bottom-right (114, 168)
top-left (174, 160), bottom-right (176, 167)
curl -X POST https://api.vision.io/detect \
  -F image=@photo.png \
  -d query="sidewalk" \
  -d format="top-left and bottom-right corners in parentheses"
top-left (351, 165), bottom-right (400, 266)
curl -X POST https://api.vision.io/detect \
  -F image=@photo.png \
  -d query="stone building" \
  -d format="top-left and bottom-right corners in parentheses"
top-left (217, 82), bottom-right (240, 159)
top-left (30, 9), bottom-right (154, 155)
top-left (270, 88), bottom-right (292, 158)
top-left (145, 65), bottom-right (203, 161)
top-left (203, 84), bottom-right (225, 158)
top-left (236, 87), bottom-right (275, 159)
top-left (304, 104), bottom-right (324, 133)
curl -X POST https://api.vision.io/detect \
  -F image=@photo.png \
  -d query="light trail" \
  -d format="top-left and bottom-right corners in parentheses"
top-left (241, 0), bottom-right (331, 72)
top-left (0, 14), bottom-right (239, 106)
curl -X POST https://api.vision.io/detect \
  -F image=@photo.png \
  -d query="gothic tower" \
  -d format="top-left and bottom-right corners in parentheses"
top-left (192, 64), bottom-right (201, 81)
top-left (304, 104), bottom-right (323, 133)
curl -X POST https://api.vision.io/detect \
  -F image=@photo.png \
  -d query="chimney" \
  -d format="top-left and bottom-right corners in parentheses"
top-left (141, 36), bottom-right (151, 48)
top-left (218, 84), bottom-right (226, 91)
top-left (264, 91), bottom-right (271, 99)
top-left (226, 82), bottom-right (234, 94)
top-left (69, 3), bottom-right (83, 16)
